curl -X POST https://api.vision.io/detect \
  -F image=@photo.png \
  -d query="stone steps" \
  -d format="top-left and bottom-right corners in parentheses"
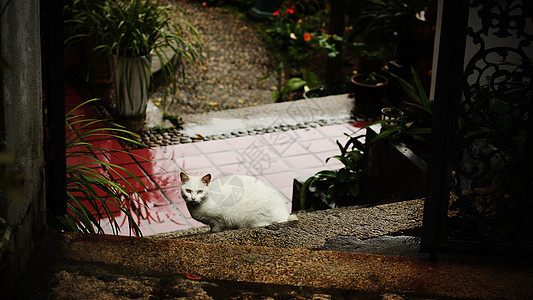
top-left (20, 198), bottom-right (533, 299)
top-left (152, 199), bottom-right (425, 254)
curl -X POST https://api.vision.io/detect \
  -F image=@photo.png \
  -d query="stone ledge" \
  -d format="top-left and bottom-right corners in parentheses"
top-left (155, 199), bottom-right (425, 251)
top-left (16, 201), bottom-right (533, 299)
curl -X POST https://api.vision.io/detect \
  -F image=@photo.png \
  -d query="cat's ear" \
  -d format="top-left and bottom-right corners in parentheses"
top-left (201, 174), bottom-right (211, 186)
top-left (180, 172), bottom-right (190, 184)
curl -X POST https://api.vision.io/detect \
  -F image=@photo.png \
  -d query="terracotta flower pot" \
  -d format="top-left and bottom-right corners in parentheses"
top-left (350, 73), bottom-right (389, 117)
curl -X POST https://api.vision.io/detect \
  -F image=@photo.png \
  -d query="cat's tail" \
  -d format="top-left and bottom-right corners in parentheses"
top-left (287, 214), bottom-right (298, 222)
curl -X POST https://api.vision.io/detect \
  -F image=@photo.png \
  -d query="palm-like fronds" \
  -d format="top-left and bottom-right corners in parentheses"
top-left (369, 67), bottom-right (433, 145)
top-left (55, 99), bottom-right (147, 236)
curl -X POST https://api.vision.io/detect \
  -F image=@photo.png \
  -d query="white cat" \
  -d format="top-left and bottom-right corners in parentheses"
top-left (180, 172), bottom-right (297, 232)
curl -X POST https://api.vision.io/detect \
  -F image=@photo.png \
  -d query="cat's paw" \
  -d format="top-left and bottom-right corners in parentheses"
top-left (210, 224), bottom-right (225, 233)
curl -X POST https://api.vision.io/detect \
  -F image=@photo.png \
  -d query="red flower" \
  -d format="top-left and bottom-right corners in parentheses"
top-left (303, 33), bottom-right (311, 41)
top-left (286, 8), bottom-right (294, 14)
top-left (273, 10), bottom-right (280, 16)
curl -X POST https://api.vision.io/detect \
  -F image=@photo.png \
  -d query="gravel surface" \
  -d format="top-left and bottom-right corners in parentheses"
top-left (150, 1), bottom-right (277, 116)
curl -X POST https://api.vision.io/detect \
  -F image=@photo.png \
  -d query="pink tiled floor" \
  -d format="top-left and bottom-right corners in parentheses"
top-left (65, 88), bottom-right (368, 236)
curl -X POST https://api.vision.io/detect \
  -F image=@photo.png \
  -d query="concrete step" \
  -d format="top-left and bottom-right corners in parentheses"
top-left (18, 199), bottom-right (533, 299)
top-left (153, 199), bottom-right (425, 256)
top-left (179, 94), bottom-right (355, 137)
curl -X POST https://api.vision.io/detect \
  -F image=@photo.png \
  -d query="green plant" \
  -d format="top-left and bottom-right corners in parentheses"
top-left (355, 71), bottom-right (387, 86)
top-left (373, 68), bottom-right (433, 138)
top-left (275, 77), bottom-right (307, 101)
top-left (348, 42), bottom-right (384, 60)
top-left (259, 67), bottom-right (319, 101)
top-left (53, 99), bottom-right (147, 236)
top-left (300, 132), bottom-right (366, 210)
top-left (256, 1), bottom-right (322, 95)
top-left (65, 0), bottom-right (202, 114)
top-left (163, 113), bottom-right (182, 128)
top-left (456, 60), bottom-right (532, 183)
top-left (280, 69), bottom-right (319, 100)
top-left (265, 4), bottom-right (317, 69)
top-left (370, 67), bottom-right (432, 145)
top-left (152, 125), bottom-right (166, 134)
top-left (300, 68), bottom-right (320, 90)
top-left (315, 33), bottom-right (343, 58)
top-left (350, 0), bottom-right (428, 48)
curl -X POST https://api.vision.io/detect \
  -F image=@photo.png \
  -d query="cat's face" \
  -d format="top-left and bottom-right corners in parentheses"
top-left (180, 172), bottom-right (211, 204)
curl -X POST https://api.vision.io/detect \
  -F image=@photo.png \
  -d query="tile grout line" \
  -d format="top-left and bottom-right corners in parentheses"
top-left (132, 150), bottom-right (195, 231)
top-left (65, 89), bottom-right (196, 234)
top-left (65, 87), bottom-right (374, 235)
top-left (244, 133), bottom-right (294, 189)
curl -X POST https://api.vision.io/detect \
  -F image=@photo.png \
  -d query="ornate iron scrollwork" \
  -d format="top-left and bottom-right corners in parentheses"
top-left (447, 0), bottom-right (532, 249)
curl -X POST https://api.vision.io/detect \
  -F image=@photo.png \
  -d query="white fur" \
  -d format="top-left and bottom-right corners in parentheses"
top-left (180, 172), bottom-right (297, 232)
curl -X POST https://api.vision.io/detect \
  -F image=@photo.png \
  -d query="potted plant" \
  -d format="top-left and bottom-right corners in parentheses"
top-left (69, 0), bottom-right (201, 122)
top-left (348, 42), bottom-right (385, 73)
top-left (354, 68), bottom-right (431, 204)
top-left (298, 133), bottom-right (366, 211)
top-left (380, 107), bottom-right (404, 130)
top-left (350, 72), bottom-right (389, 117)
top-left (302, 85), bottom-right (326, 99)
top-left (350, 0), bottom-right (429, 64)
top-left (349, 0), bottom-right (436, 92)
top-left (368, 67), bottom-right (433, 160)
top-left (64, 0), bottom-right (113, 84)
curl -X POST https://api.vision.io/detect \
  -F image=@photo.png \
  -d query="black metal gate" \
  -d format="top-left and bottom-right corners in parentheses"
top-left (422, 0), bottom-right (533, 257)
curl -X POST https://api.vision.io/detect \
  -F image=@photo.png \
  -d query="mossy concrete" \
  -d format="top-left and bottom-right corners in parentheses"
top-left (0, 0), bottom-right (46, 296)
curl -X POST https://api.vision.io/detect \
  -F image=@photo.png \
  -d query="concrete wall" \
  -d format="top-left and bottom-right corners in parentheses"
top-left (0, 0), bottom-right (45, 296)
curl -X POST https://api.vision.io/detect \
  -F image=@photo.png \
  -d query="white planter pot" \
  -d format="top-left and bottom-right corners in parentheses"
top-left (111, 55), bottom-right (152, 117)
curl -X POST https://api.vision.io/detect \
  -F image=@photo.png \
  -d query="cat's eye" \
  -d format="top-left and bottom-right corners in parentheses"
top-left (197, 190), bottom-right (203, 194)
top-left (185, 189), bottom-right (192, 193)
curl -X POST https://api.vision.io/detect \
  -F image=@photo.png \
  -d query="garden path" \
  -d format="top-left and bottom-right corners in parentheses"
top-left (151, 1), bottom-right (277, 116)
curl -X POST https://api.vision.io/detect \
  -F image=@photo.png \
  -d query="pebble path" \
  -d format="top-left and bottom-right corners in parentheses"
top-left (150, 1), bottom-right (277, 116)
top-left (135, 116), bottom-right (355, 148)
top-left (127, 1), bottom-right (361, 149)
